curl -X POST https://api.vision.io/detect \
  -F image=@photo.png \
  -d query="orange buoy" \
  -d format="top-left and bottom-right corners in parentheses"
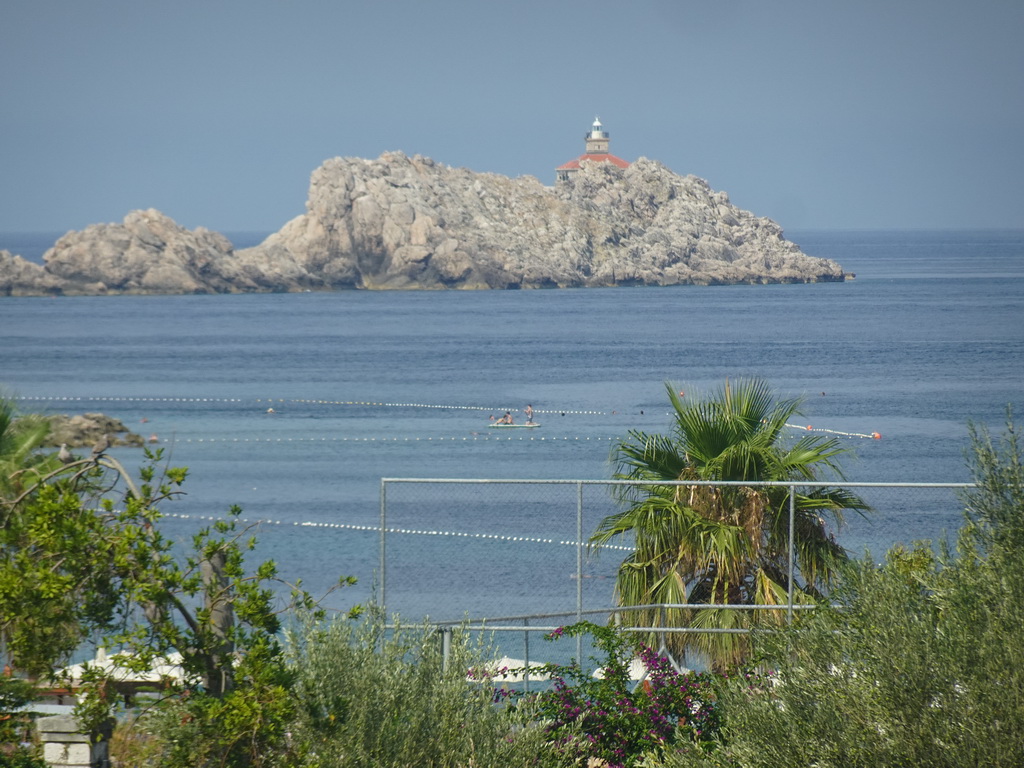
top-left (872, 432), bottom-right (882, 440)
top-left (806, 425), bottom-right (813, 430)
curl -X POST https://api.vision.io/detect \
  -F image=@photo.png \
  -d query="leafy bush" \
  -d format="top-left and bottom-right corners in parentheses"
top-left (532, 622), bottom-right (720, 767)
top-left (0, 749), bottom-right (47, 768)
top-left (119, 644), bottom-right (304, 768)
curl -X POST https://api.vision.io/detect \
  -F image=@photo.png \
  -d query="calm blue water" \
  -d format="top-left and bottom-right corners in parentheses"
top-left (2, 229), bottom-right (1023, 626)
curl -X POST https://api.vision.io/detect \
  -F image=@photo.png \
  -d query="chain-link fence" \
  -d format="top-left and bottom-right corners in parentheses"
top-left (158, 479), bottom-right (975, 677)
top-left (376, 479), bottom-right (973, 671)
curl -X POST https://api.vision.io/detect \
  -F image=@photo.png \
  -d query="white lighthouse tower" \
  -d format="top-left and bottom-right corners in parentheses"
top-left (556, 117), bottom-right (629, 183)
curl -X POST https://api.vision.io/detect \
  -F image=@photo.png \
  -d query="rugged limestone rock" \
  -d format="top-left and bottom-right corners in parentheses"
top-left (40, 412), bottom-right (144, 449)
top-left (250, 153), bottom-right (843, 289)
top-left (0, 154), bottom-right (845, 295)
top-left (40, 209), bottom-right (264, 295)
top-left (0, 250), bottom-right (64, 296)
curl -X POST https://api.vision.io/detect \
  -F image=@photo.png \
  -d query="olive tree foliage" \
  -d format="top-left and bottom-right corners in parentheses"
top-left (657, 411), bottom-right (1024, 768)
top-left (283, 609), bottom-right (571, 768)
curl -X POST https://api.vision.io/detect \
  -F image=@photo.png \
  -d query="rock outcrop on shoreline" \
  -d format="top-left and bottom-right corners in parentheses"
top-left (39, 412), bottom-right (144, 449)
top-left (1, 154), bottom-right (845, 295)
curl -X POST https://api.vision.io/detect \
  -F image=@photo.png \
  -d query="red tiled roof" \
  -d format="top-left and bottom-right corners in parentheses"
top-left (556, 153), bottom-right (630, 171)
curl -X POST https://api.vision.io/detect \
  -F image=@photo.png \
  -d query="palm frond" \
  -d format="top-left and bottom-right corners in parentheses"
top-left (687, 604), bottom-right (750, 670)
top-left (0, 398), bottom-right (52, 496)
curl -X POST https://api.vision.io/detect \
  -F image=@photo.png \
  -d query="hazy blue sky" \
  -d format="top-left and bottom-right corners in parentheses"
top-left (3, 0), bottom-right (1022, 235)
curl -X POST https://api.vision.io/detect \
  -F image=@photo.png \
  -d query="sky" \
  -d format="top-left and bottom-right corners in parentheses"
top-left (2, 0), bottom-right (1023, 235)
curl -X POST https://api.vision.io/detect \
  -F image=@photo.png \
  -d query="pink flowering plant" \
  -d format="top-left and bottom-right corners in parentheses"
top-left (532, 621), bottom-right (720, 767)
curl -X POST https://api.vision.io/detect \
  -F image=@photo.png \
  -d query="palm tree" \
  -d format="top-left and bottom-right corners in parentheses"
top-left (591, 379), bottom-right (869, 669)
top-left (0, 395), bottom-right (51, 500)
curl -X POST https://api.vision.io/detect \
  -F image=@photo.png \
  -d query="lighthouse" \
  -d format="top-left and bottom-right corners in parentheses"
top-left (555, 117), bottom-right (630, 184)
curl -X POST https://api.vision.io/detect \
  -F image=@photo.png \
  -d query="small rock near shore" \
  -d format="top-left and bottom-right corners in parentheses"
top-left (40, 412), bottom-right (144, 449)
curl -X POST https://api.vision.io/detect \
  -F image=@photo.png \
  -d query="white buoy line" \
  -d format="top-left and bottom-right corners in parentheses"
top-left (16, 395), bottom-right (606, 416)
top-left (16, 396), bottom-right (880, 438)
top-left (18, 396), bottom-right (247, 403)
top-left (177, 435), bottom-right (619, 444)
top-left (280, 399), bottom-right (608, 415)
top-left (784, 422), bottom-right (882, 440)
top-left (160, 511), bottom-right (632, 552)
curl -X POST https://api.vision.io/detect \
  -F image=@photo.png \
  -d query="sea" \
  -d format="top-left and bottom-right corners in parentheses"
top-left (2, 229), bottom-right (1023, 640)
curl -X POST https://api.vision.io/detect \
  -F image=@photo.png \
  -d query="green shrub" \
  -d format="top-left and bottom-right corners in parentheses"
top-left (125, 666), bottom-right (301, 768)
top-left (286, 608), bottom-right (570, 768)
top-left (0, 749), bottom-right (47, 768)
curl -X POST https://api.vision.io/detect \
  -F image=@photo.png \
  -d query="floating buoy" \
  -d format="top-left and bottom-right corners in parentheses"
top-left (806, 425), bottom-right (813, 430)
top-left (872, 432), bottom-right (882, 440)
top-left (148, 434), bottom-right (159, 443)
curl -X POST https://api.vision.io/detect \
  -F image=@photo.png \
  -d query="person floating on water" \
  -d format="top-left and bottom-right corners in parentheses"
top-left (525, 404), bottom-right (534, 424)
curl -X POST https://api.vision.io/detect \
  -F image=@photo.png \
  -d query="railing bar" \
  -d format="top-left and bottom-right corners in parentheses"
top-left (442, 625), bottom-right (780, 635)
top-left (382, 478), bottom-right (974, 489)
top-left (433, 603), bottom-right (824, 626)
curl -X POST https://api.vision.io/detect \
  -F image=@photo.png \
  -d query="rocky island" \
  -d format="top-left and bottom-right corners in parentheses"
top-left (1, 129), bottom-right (846, 295)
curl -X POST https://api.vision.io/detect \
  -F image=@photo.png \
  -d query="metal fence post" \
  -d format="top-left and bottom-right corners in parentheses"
top-left (523, 617), bottom-right (532, 693)
top-left (441, 626), bottom-right (452, 673)
top-left (577, 480), bottom-right (584, 662)
top-left (380, 478), bottom-right (387, 614)
top-left (788, 484), bottom-right (795, 625)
